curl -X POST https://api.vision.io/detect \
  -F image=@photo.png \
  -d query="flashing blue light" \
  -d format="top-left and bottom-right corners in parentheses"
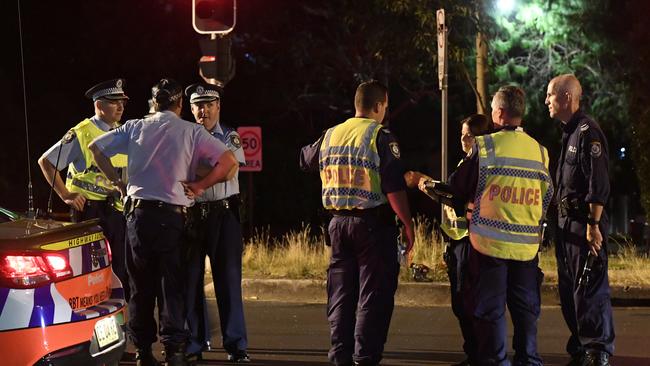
top-left (619, 147), bottom-right (626, 159)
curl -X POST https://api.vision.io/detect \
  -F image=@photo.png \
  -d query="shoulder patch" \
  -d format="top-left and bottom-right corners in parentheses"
top-left (590, 141), bottom-right (602, 158)
top-left (389, 142), bottom-right (401, 158)
top-left (62, 130), bottom-right (76, 144)
top-left (580, 123), bottom-right (590, 132)
top-left (229, 133), bottom-right (242, 149)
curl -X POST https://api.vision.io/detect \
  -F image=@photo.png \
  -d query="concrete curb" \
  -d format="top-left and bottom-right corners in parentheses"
top-left (203, 279), bottom-right (650, 307)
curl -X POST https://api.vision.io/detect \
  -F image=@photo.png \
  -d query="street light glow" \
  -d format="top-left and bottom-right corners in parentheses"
top-left (497, 0), bottom-right (516, 15)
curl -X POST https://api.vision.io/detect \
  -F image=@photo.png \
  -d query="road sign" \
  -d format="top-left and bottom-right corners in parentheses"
top-left (237, 126), bottom-right (262, 172)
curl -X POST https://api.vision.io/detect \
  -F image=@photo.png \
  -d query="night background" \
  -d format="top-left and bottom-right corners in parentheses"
top-left (2, 0), bottom-right (649, 243)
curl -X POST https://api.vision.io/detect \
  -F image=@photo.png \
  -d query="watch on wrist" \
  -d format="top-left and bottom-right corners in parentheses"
top-left (587, 217), bottom-right (600, 226)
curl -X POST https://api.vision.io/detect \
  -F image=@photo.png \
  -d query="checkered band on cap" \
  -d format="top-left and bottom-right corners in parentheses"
top-left (190, 87), bottom-right (220, 103)
top-left (88, 79), bottom-right (128, 100)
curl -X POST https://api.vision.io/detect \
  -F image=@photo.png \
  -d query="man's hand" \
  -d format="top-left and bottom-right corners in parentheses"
top-left (586, 224), bottom-right (603, 255)
top-left (181, 182), bottom-right (204, 198)
top-left (113, 180), bottom-right (127, 199)
top-left (403, 222), bottom-right (415, 256)
top-left (63, 192), bottom-right (86, 211)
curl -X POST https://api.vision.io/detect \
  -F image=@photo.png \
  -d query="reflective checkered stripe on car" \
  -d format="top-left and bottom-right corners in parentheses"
top-left (0, 269), bottom-right (125, 331)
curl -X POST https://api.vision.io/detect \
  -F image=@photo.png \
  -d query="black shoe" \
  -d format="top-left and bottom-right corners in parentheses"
top-left (565, 353), bottom-right (584, 366)
top-left (185, 351), bottom-right (203, 362)
top-left (582, 351), bottom-right (610, 366)
top-left (165, 351), bottom-right (189, 366)
top-left (227, 350), bottom-right (251, 363)
top-left (135, 348), bottom-right (161, 366)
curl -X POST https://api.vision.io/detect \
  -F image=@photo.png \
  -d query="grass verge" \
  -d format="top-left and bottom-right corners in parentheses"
top-left (242, 218), bottom-right (650, 287)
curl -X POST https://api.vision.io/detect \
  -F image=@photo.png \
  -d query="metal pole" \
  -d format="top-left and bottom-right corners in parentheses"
top-left (437, 9), bottom-right (448, 183)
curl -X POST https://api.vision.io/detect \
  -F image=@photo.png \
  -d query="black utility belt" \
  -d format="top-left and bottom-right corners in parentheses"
top-left (129, 198), bottom-right (187, 215)
top-left (329, 205), bottom-right (394, 222)
top-left (558, 196), bottom-right (589, 218)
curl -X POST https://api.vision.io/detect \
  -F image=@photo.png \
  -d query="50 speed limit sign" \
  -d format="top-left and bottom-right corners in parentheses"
top-left (237, 126), bottom-right (262, 172)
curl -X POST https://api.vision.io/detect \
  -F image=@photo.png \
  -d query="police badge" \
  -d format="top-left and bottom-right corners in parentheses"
top-left (389, 142), bottom-right (401, 158)
top-left (230, 134), bottom-right (242, 149)
top-left (62, 130), bottom-right (76, 144)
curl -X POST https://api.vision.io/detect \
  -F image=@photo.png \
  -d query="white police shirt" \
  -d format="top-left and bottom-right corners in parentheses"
top-left (42, 116), bottom-right (113, 172)
top-left (92, 111), bottom-right (228, 207)
top-left (196, 123), bottom-right (246, 202)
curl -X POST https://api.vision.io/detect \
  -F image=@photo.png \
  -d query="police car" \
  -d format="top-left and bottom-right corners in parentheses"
top-left (0, 207), bottom-right (126, 365)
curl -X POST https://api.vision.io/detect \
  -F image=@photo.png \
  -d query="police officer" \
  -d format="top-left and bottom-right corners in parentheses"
top-left (299, 80), bottom-right (415, 366)
top-left (88, 78), bottom-right (238, 366)
top-left (183, 82), bottom-right (249, 363)
top-left (449, 86), bottom-right (553, 366)
top-left (415, 114), bottom-right (492, 366)
top-left (38, 78), bottom-right (130, 300)
top-left (545, 74), bottom-right (614, 366)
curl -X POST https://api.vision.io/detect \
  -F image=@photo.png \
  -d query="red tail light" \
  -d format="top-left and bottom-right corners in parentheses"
top-left (104, 238), bottom-right (113, 264)
top-left (0, 254), bottom-right (73, 288)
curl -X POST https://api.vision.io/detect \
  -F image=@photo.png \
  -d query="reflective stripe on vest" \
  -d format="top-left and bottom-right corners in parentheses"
top-left (319, 118), bottom-right (387, 210)
top-left (469, 130), bottom-right (554, 261)
top-left (65, 119), bottom-right (127, 210)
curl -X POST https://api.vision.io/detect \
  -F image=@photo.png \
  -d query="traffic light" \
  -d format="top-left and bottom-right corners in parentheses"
top-left (192, 0), bottom-right (236, 35)
top-left (198, 35), bottom-right (235, 85)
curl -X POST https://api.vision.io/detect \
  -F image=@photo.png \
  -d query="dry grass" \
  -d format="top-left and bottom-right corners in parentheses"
top-left (242, 218), bottom-right (650, 287)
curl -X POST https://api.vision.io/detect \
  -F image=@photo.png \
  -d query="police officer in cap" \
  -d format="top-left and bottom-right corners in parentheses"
top-left (300, 80), bottom-right (415, 366)
top-left (546, 74), bottom-right (614, 366)
top-left (89, 78), bottom-right (239, 366)
top-left (449, 85), bottom-right (553, 365)
top-left (183, 82), bottom-right (250, 363)
top-left (38, 78), bottom-right (130, 300)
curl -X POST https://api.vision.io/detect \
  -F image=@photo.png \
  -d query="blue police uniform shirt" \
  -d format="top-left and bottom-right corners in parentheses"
top-left (196, 123), bottom-right (246, 202)
top-left (92, 110), bottom-right (228, 207)
top-left (42, 116), bottom-right (114, 171)
top-left (556, 109), bottom-right (610, 205)
top-left (299, 127), bottom-right (407, 194)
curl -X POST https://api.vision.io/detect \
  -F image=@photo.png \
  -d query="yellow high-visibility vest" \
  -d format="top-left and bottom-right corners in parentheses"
top-left (441, 160), bottom-right (468, 240)
top-left (319, 118), bottom-right (387, 210)
top-left (65, 119), bottom-right (127, 211)
top-left (469, 129), bottom-right (553, 261)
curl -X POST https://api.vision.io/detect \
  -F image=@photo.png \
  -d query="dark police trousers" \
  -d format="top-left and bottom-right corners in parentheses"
top-left (444, 238), bottom-right (476, 363)
top-left (73, 199), bottom-right (129, 300)
top-left (465, 245), bottom-right (543, 366)
top-left (327, 213), bottom-right (399, 366)
top-left (555, 215), bottom-right (615, 356)
top-left (126, 206), bottom-right (188, 349)
top-left (185, 201), bottom-right (247, 355)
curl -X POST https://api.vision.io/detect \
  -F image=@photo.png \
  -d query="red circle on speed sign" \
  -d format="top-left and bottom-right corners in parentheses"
top-left (240, 130), bottom-right (261, 157)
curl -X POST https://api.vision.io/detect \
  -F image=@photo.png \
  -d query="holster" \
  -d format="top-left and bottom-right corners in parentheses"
top-left (558, 196), bottom-right (589, 219)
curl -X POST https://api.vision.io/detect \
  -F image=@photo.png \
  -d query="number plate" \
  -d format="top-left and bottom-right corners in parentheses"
top-left (94, 316), bottom-right (119, 348)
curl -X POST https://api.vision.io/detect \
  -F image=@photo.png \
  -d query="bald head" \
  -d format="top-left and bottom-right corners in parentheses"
top-left (546, 74), bottom-right (582, 123)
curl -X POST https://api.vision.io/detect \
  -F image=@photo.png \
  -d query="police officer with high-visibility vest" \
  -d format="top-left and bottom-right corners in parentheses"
top-left (38, 79), bottom-right (130, 300)
top-left (449, 85), bottom-right (553, 366)
top-left (545, 74), bottom-right (614, 366)
top-left (299, 80), bottom-right (414, 366)
top-left (416, 113), bottom-right (492, 366)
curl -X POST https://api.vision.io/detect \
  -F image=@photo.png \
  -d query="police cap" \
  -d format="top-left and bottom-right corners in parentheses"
top-left (184, 82), bottom-right (221, 104)
top-left (84, 79), bottom-right (129, 101)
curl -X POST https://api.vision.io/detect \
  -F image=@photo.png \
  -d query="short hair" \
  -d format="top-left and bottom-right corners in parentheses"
top-left (550, 74), bottom-right (582, 101)
top-left (354, 80), bottom-right (388, 112)
top-left (492, 85), bottom-right (526, 119)
top-left (460, 114), bottom-right (492, 136)
top-left (151, 78), bottom-right (183, 111)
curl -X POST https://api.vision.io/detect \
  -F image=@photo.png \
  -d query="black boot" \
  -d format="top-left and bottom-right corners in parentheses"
top-left (164, 344), bottom-right (189, 366)
top-left (582, 351), bottom-right (610, 366)
top-left (566, 352), bottom-right (584, 366)
top-left (135, 347), bottom-right (161, 366)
